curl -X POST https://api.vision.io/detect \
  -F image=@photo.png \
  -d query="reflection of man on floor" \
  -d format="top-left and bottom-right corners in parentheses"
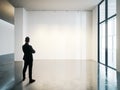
top-left (22, 37), bottom-right (35, 83)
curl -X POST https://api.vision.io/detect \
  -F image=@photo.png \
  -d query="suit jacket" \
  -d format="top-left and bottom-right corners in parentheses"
top-left (22, 43), bottom-right (35, 61)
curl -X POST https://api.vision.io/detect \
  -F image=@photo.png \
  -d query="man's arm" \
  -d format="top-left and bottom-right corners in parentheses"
top-left (30, 46), bottom-right (35, 53)
top-left (22, 46), bottom-right (25, 53)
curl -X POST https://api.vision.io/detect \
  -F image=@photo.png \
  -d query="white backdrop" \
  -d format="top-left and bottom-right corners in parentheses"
top-left (26, 11), bottom-right (92, 60)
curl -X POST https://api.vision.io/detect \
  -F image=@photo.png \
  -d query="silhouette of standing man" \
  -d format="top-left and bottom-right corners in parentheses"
top-left (22, 37), bottom-right (35, 83)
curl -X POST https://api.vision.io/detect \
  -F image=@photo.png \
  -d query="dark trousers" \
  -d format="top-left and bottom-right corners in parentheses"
top-left (23, 60), bottom-right (33, 80)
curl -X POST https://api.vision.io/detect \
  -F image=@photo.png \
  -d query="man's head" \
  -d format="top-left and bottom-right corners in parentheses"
top-left (25, 37), bottom-right (30, 43)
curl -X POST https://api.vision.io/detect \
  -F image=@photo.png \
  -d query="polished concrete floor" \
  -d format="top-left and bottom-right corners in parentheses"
top-left (1, 60), bottom-right (120, 90)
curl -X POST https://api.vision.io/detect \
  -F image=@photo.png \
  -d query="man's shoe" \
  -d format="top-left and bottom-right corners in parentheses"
top-left (29, 79), bottom-right (35, 83)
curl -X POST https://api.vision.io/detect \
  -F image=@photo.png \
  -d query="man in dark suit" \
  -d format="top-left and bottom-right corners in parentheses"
top-left (22, 37), bottom-right (35, 83)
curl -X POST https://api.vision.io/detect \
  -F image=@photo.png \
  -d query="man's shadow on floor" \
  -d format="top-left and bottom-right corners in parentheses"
top-left (25, 80), bottom-right (36, 87)
top-left (13, 79), bottom-right (36, 88)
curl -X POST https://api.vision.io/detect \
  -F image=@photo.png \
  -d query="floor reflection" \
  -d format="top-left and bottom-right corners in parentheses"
top-left (12, 60), bottom-right (97, 90)
top-left (98, 64), bottom-right (119, 90)
top-left (10, 60), bottom-right (120, 90)
top-left (0, 54), bottom-right (15, 90)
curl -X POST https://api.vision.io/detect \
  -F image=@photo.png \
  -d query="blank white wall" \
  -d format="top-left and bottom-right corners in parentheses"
top-left (92, 7), bottom-right (98, 61)
top-left (0, 19), bottom-right (14, 55)
top-left (27, 11), bottom-right (92, 60)
top-left (15, 8), bottom-right (27, 61)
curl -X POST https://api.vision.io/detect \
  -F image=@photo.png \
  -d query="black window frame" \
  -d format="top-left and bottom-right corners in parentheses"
top-left (98, 0), bottom-right (117, 70)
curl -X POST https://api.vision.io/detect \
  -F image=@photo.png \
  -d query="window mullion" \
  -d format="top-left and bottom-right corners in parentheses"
top-left (105, 0), bottom-right (108, 66)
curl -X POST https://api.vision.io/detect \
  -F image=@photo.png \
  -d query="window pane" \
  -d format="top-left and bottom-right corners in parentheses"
top-left (100, 1), bottom-right (105, 22)
top-left (108, 0), bottom-right (116, 18)
top-left (108, 17), bottom-right (116, 68)
top-left (99, 22), bottom-right (106, 64)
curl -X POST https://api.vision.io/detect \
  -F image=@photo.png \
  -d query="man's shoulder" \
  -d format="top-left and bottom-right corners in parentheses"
top-left (22, 44), bottom-right (25, 47)
top-left (22, 44), bottom-right (29, 47)
top-left (22, 44), bottom-right (27, 47)
top-left (24, 44), bottom-right (32, 47)
top-left (22, 43), bottom-right (33, 48)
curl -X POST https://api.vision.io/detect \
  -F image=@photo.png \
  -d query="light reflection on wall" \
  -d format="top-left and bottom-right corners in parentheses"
top-left (0, 19), bottom-right (14, 55)
top-left (27, 11), bottom-right (92, 60)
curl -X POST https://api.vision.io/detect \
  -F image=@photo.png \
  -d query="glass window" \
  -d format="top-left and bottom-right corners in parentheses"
top-left (108, 17), bottom-right (116, 68)
top-left (99, 22), bottom-right (106, 64)
top-left (98, 0), bottom-right (116, 69)
top-left (100, 1), bottom-right (105, 22)
top-left (108, 0), bottom-right (116, 18)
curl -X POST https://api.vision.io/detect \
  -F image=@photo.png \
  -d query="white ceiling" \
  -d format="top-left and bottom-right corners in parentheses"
top-left (8, 0), bottom-right (101, 11)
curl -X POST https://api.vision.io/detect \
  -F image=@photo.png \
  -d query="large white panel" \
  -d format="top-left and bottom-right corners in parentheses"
top-left (92, 7), bottom-right (98, 61)
top-left (26, 11), bottom-right (92, 60)
top-left (15, 8), bottom-right (27, 61)
top-left (0, 19), bottom-right (14, 55)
